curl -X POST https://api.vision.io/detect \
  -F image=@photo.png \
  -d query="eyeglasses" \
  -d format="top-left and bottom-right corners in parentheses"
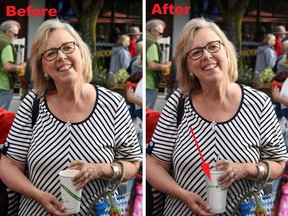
top-left (186, 40), bottom-right (223, 60)
top-left (153, 28), bottom-right (163, 37)
top-left (41, 41), bottom-right (79, 61)
top-left (9, 30), bottom-right (18, 37)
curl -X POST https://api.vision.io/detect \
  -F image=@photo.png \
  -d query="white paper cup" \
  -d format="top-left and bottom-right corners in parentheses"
top-left (205, 169), bottom-right (228, 214)
top-left (59, 170), bottom-right (82, 214)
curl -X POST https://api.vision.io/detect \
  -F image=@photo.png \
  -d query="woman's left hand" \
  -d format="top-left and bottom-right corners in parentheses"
top-left (214, 160), bottom-right (244, 189)
top-left (68, 160), bottom-right (99, 189)
top-left (272, 87), bottom-right (281, 102)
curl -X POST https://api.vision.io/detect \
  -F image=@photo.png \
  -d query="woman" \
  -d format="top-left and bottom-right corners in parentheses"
top-left (146, 17), bottom-right (288, 215)
top-left (254, 33), bottom-right (277, 82)
top-left (109, 34), bottom-right (131, 76)
top-left (0, 19), bottom-right (142, 216)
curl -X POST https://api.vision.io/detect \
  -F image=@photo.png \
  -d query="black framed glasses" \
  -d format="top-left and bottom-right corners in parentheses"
top-left (41, 41), bottom-right (79, 61)
top-left (153, 28), bottom-right (163, 37)
top-left (186, 40), bottom-right (223, 60)
top-left (9, 30), bottom-right (18, 37)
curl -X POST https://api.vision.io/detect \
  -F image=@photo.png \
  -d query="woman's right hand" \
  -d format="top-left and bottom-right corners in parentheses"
top-left (182, 190), bottom-right (214, 216)
top-left (36, 190), bottom-right (69, 216)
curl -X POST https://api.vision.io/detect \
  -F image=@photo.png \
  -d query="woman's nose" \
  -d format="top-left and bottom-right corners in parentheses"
top-left (201, 49), bottom-right (212, 60)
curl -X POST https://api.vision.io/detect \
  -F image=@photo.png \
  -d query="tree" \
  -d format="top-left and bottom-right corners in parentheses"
top-left (216, 0), bottom-right (250, 53)
top-left (69, 0), bottom-right (105, 56)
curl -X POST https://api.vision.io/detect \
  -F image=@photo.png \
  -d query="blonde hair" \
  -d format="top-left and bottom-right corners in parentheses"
top-left (117, 35), bottom-right (130, 46)
top-left (30, 18), bottom-right (92, 96)
top-left (263, 34), bottom-right (276, 46)
top-left (175, 17), bottom-right (238, 96)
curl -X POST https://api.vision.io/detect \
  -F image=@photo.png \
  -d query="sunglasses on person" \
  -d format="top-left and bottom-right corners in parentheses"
top-left (9, 30), bottom-right (18, 37)
top-left (41, 41), bottom-right (79, 61)
top-left (186, 40), bottom-right (224, 60)
top-left (153, 28), bottom-right (163, 37)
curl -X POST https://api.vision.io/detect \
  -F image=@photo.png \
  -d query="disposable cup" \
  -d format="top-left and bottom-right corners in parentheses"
top-left (205, 169), bottom-right (228, 214)
top-left (59, 170), bottom-right (82, 214)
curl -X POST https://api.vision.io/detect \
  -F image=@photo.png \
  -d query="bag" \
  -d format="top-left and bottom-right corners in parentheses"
top-left (0, 93), bottom-right (39, 216)
top-left (8, 72), bottom-right (18, 89)
top-left (234, 160), bottom-right (275, 216)
top-left (94, 193), bottom-right (130, 216)
top-left (240, 192), bottom-right (276, 216)
top-left (87, 161), bottom-right (129, 216)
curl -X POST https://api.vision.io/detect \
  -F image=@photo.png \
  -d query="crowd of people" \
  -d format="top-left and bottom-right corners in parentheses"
top-left (0, 19), bottom-right (142, 216)
top-left (2, 14), bottom-right (288, 216)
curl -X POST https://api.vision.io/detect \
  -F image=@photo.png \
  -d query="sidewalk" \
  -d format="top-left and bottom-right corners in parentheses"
top-left (8, 96), bottom-right (21, 112)
top-left (153, 92), bottom-right (167, 112)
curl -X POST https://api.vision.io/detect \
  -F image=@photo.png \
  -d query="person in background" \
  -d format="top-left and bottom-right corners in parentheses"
top-left (109, 34), bottom-right (131, 81)
top-left (254, 33), bottom-right (277, 82)
top-left (130, 41), bottom-right (143, 74)
top-left (127, 26), bottom-right (142, 59)
top-left (0, 18), bottom-right (142, 216)
top-left (146, 17), bottom-right (287, 215)
top-left (0, 20), bottom-right (26, 110)
top-left (273, 25), bottom-right (287, 57)
top-left (146, 19), bottom-right (171, 109)
top-left (275, 40), bottom-right (288, 73)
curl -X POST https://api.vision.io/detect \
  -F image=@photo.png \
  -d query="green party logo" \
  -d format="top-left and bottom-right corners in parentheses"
top-left (60, 184), bottom-right (81, 201)
top-left (208, 185), bottom-right (221, 189)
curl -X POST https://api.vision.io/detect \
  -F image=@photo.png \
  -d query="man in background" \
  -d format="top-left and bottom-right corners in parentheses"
top-left (273, 25), bottom-right (287, 57)
top-left (0, 20), bottom-right (26, 110)
top-left (127, 26), bottom-right (142, 58)
top-left (146, 19), bottom-right (171, 109)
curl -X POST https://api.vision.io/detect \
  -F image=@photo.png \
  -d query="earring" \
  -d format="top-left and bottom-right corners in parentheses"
top-left (44, 72), bottom-right (50, 80)
top-left (189, 71), bottom-right (195, 78)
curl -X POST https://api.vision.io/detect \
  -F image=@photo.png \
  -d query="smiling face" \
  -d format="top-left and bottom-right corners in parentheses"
top-left (41, 29), bottom-right (83, 86)
top-left (186, 28), bottom-right (228, 84)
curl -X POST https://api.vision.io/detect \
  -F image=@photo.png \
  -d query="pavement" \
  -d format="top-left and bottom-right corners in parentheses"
top-left (153, 92), bottom-right (167, 112)
top-left (8, 95), bottom-right (22, 112)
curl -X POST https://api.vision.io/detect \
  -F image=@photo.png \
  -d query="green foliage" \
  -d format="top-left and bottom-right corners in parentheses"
top-left (92, 61), bottom-right (108, 87)
top-left (114, 67), bottom-right (129, 84)
top-left (237, 64), bottom-right (254, 87)
top-left (260, 66), bottom-right (275, 83)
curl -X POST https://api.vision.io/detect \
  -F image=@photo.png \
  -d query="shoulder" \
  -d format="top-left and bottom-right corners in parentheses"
top-left (147, 43), bottom-right (158, 51)
top-left (163, 89), bottom-right (185, 111)
top-left (97, 85), bottom-right (125, 105)
top-left (242, 84), bottom-right (271, 105)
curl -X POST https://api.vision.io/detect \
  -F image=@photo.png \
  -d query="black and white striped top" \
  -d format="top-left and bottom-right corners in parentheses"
top-left (3, 85), bottom-right (142, 216)
top-left (148, 84), bottom-right (288, 216)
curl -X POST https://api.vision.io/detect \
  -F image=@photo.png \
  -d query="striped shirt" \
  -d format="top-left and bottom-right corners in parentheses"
top-left (148, 84), bottom-right (288, 216)
top-left (3, 85), bottom-right (142, 216)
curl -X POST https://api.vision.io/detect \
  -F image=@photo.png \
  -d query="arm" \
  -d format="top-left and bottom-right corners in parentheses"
top-left (148, 61), bottom-right (171, 71)
top-left (278, 57), bottom-right (288, 70)
top-left (215, 159), bottom-right (285, 189)
top-left (147, 43), bottom-right (171, 71)
top-left (120, 49), bottom-right (131, 69)
top-left (266, 49), bottom-right (277, 68)
top-left (0, 155), bottom-right (68, 215)
top-left (147, 155), bottom-right (213, 215)
top-left (69, 95), bottom-right (142, 188)
top-left (1, 44), bottom-right (26, 72)
top-left (272, 87), bottom-right (288, 106)
top-left (68, 160), bottom-right (140, 189)
top-left (3, 61), bottom-right (26, 72)
top-left (126, 87), bottom-right (142, 106)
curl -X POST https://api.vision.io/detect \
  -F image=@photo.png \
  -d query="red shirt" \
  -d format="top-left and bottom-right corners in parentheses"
top-left (128, 39), bottom-right (137, 58)
top-left (274, 37), bottom-right (283, 57)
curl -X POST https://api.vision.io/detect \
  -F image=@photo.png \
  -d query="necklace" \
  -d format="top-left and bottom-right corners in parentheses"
top-left (202, 84), bottom-right (231, 129)
top-left (57, 84), bottom-right (86, 130)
